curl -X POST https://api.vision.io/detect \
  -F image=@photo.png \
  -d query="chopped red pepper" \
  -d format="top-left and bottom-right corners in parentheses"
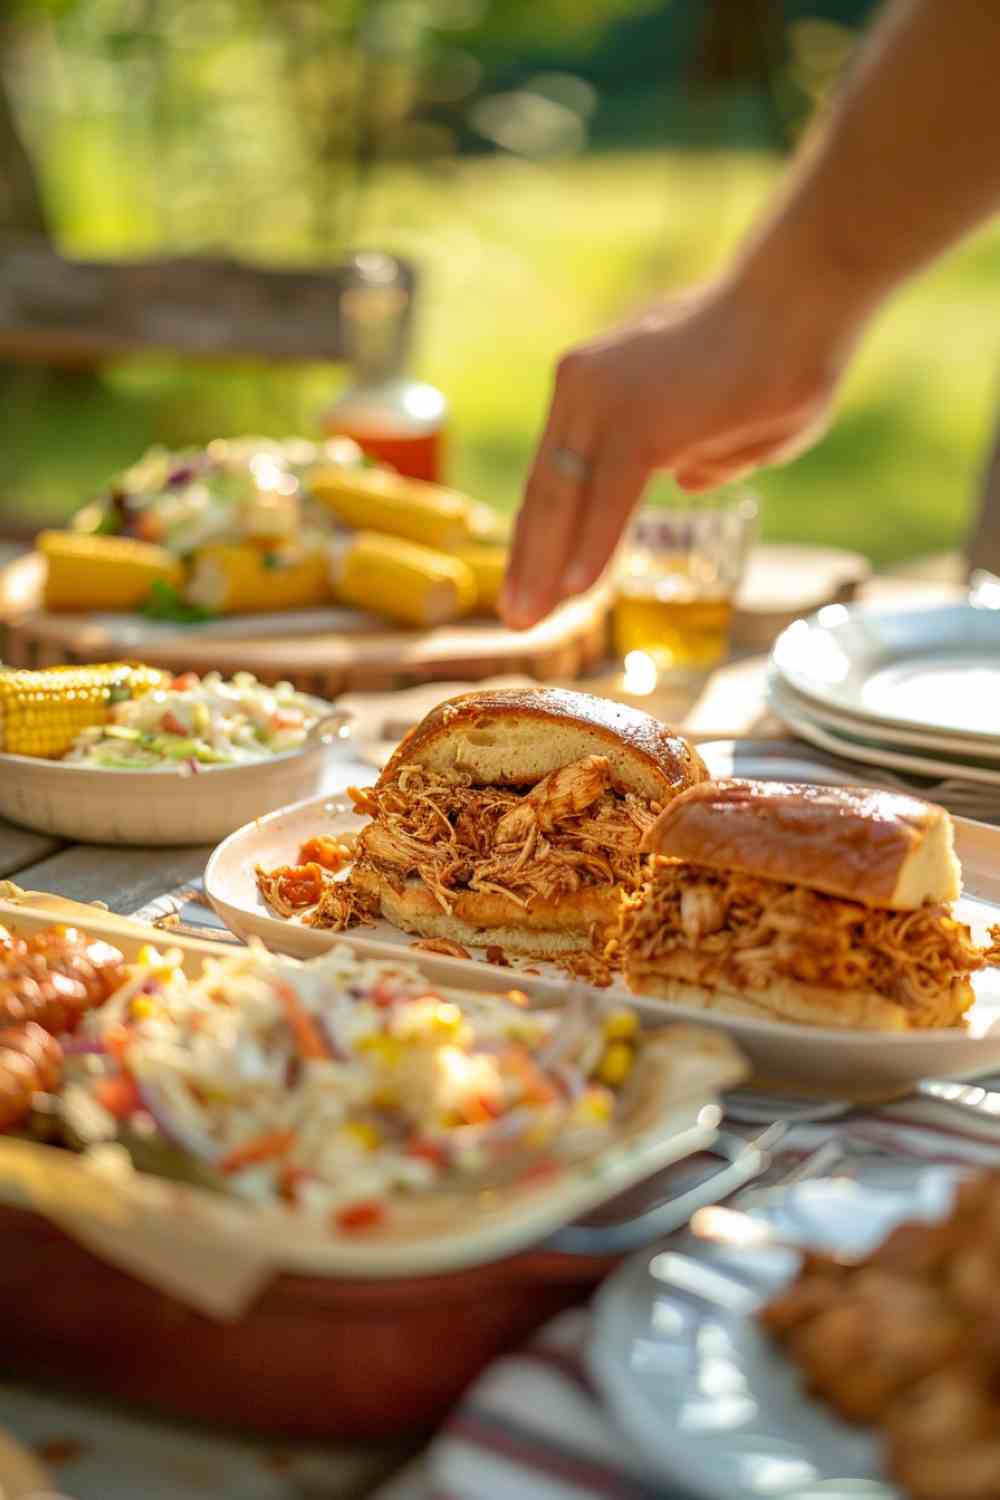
top-left (335, 1200), bottom-right (386, 1232)
top-left (170, 673), bottom-right (199, 691)
top-left (160, 711), bottom-right (187, 736)
top-left (406, 1137), bottom-right (448, 1168)
top-left (518, 1158), bottom-right (560, 1188)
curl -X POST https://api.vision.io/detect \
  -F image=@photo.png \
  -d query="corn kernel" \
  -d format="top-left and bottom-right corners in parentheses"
top-left (344, 1121), bottom-right (381, 1151)
top-left (131, 997), bottom-right (157, 1019)
top-left (357, 1035), bottom-right (404, 1067)
top-left (597, 1042), bottom-right (634, 1087)
top-left (573, 1087), bottom-right (614, 1125)
top-left (603, 1008), bottom-right (638, 1041)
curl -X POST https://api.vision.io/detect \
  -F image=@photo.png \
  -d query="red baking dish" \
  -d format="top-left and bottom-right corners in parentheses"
top-left (0, 1202), bottom-right (617, 1438)
top-left (0, 892), bottom-right (752, 1439)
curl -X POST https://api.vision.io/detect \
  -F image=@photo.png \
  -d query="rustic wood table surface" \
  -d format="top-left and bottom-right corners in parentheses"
top-left (0, 571), bottom-right (964, 1500)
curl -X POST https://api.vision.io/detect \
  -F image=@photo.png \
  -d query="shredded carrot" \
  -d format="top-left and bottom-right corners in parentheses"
top-left (219, 1129), bottom-right (296, 1175)
top-left (276, 980), bottom-right (331, 1060)
top-left (102, 1022), bottom-right (132, 1062)
top-left (459, 1092), bottom-right (500, 1126)
top-left (507, 1045), bottom-right (558, 1107)
top-left (95, 1072), bottom-right (142, 1120)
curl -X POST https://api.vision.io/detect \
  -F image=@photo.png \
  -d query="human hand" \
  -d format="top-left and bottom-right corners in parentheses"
top-left (500, 274), bottom-right (860, 629)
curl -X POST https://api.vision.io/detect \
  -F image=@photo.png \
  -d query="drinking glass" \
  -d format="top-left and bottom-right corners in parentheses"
top-left (613, 489), bottom-right (758, 677)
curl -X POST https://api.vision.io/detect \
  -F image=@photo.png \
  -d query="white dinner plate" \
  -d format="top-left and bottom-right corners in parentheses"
top-left (587, 1165), bottom-right (958, 1499)
top-left (205, 790), bottom-right (1000, 1097)
top-left (772, 602), bottom-right (1000, 743)
top-left (768, 668), bottom-right (1000, 763)
top-left (768, 680), bottom-right (1000, 789)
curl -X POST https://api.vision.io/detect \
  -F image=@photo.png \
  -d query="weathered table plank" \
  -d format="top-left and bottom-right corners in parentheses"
top-left (0, 819), bottom-right (65, 878)
top-left (13, 842), bottom-right (213, 915)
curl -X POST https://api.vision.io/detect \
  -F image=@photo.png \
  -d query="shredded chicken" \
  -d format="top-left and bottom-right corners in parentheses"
top-left (408, 938), bottom-right (472, 959)
top-left (349, 761), bottom-right (658, 917)
top-left (622, 861), bottom-right (998, 1025)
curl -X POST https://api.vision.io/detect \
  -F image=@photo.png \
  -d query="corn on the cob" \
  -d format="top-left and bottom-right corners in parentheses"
top-left (309, 466), bottom-right (486, 551)
top-left (330, 532), bottom-right (476, 628)
top-left (185, 544), bottom-right (333, 615)
top-left (0, 663), bottom-right (168, 759)
top-left (39, 532), bottom-right (184, 613)
top-left (444, 543), bottom-right (509, 614)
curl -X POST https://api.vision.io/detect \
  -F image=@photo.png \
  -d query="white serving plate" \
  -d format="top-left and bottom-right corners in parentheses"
top-left (771, 602), bottom-right (1000, 742)
top-left (0, 892), bottom-right (743, 1307)
top-left (205, 787), bottom-right (1000, 1097)
top-left (0, 738), bottom-right (365, 847)
top-left (587, 1164), bottom-right (959, 1499)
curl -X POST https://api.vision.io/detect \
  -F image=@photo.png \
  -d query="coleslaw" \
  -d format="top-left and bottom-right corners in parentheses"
top-left (60, 945), bottom-right (641, 1228)
top-left (62, 671), bottom-right (332, 769)
top-left (75, 436), bottom-right (363, 555)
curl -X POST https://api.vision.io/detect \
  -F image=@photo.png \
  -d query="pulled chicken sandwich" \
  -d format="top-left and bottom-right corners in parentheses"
top-left (620, 779), bottom-right (1000, 1031)
top-left (261, 687), bottom-right (707, 960)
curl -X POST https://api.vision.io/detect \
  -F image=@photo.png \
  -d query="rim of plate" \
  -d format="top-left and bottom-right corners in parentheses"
top-left (769, 688), bottom-right (1000, 787)
top-left (772, 602), bottom-right (1000, 744)
top-left (767, 667), bottom-right (1000, 763)
top-left (0, 742), bottom-right (322, 774)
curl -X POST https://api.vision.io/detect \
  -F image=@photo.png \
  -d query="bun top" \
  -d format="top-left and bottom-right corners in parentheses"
top-left (642, 779), bottom-right (960, 909)
top-left (379, 687), bottom-right (707, 805)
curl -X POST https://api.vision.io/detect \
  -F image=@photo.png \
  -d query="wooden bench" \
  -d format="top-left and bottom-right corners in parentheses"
top-left (0, 237), bottom-right (413, 366)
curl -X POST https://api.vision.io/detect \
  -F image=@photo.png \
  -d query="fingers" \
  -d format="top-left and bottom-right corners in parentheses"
top-left (501, 358), bottom-right (599, 629)
top-left (674, 433), bottom-right (799, 493)
top-left (561, 434), bottom-right (648, 597)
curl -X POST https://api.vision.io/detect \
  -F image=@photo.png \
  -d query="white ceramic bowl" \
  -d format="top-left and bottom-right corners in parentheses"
top-left (0, 725), bottom-right (356, 846)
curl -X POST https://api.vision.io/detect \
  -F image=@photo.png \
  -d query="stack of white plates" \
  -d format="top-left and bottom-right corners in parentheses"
top-left (767, 599), bottom-right (1000, 820)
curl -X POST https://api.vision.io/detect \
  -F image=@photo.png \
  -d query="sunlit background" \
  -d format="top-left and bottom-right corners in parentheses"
top-left (2, 0), bottom-right (998, 566)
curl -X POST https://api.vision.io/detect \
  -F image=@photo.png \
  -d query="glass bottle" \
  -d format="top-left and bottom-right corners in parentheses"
top-left (322, 250), bottom-right (448, 483)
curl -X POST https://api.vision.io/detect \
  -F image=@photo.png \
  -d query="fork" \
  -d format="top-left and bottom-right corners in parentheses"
top-left (725, 1077), bottom-right (1000, 1126)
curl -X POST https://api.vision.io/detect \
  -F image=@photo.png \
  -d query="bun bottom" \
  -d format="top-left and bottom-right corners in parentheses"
top-left (351, 864), bottom-right (620, 956)
top-left (623, 964), bottom-right (927, 1032)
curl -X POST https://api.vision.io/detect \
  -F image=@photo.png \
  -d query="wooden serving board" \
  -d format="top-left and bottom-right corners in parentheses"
top-left (0, 552), bottom-right (610, 695)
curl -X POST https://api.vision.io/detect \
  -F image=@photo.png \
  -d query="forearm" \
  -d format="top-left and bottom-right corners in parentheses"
top-left (733, 0), bottom-right (1000, 333)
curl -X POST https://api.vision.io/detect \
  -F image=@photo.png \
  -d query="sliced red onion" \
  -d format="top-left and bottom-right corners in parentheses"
top-left (550, 1061), bottom-right (585, 1100)
top-left (318, 1013), bottom-right (348, 1061)
top-left (135, 1077), bottom-right (220, 1164)
top-left (61, 1037), bottom-right (107, 1056)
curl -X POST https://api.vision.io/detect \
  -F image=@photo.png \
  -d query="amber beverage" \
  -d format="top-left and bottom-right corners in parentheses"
top-left (613, 497), bottom-right (757, 674)
top-left (613, 571), bottom-right (734, 671)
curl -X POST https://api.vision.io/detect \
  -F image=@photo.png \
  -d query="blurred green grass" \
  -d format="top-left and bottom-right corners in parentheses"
top-left (6, 146), bottom-right (999, 566)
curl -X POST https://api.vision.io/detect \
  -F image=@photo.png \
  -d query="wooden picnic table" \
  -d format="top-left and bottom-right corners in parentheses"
top-left (0, 569), bottom-right (966, 1500)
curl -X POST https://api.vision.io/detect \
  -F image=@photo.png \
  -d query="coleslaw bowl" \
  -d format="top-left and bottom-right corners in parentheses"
top-left (0, 712), bottom-right (354, 845)
top-left (0, 890), bottom-right (749, 1437)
